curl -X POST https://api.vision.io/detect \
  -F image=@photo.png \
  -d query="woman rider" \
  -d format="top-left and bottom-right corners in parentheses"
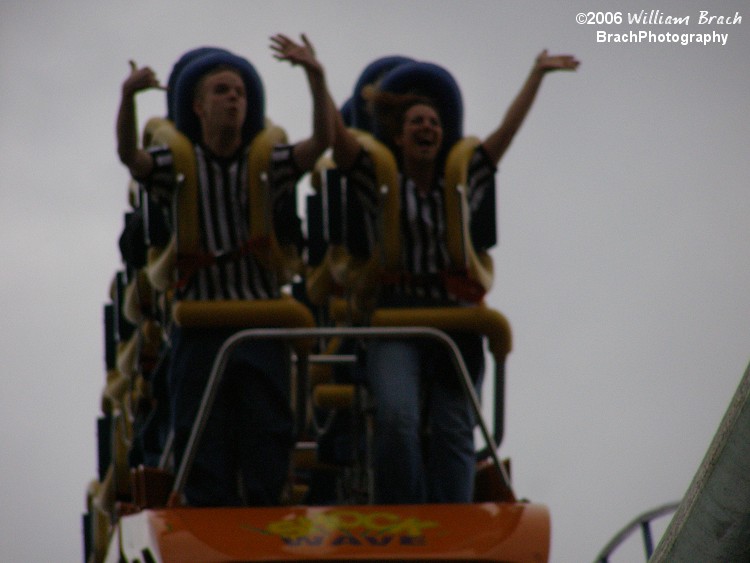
top-left (331, 48), bottom-right (579, 504)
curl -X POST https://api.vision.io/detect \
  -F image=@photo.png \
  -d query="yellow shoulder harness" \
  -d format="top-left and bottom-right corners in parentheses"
top-left (443, 137), bottom-right (494, 296)
top-left (142, 119), bottom-right (297, 293)
top-left (351, 130), bottom-right (401, 271)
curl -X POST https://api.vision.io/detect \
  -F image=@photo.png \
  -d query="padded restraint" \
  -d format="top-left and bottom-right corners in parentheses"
top-left (352, 131), bottom-right (494, 300)
top-left (172, 297), bottom-right (316, 354)
top-left (443, 137), bottom-right (495, 295)
top-left (339, 98), bottom-right (354, 127)
top-left (144, 119), bottom-right (293, 289)
top-left (351, 131), bottom-right (400, 271)
top-left (316, 58), bottom-right (494, 309)
top-left (370, 304), bottom-right (512, 360)
top-left (368, 60), bottom-right (493, 298)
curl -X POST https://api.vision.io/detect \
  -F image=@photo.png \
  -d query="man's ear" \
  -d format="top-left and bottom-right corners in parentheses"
top-left (192, 96), bottom-right (203, 119)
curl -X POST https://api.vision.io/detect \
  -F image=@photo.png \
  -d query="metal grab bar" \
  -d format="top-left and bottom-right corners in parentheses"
top-left (169, 325), bottom-right (512, 502)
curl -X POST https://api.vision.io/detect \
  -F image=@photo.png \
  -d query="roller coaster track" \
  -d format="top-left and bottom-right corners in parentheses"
top-left (596, 360), bottom-right (750, 562)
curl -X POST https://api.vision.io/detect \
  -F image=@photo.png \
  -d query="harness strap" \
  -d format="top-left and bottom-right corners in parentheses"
top-left (380, 269), bottom-right (486, 304)
top-left (174, 235), bottom-right (270, 289)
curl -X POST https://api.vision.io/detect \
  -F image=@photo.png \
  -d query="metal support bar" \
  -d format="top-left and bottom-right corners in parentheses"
top-left (308, 353), bottom-right (358, 364)
top-left (594, 502), bottom-right (680, 562)
top-left (170, 326), bottom-right (511, 501)
top-left (641, 521), bottom-right (654, 559)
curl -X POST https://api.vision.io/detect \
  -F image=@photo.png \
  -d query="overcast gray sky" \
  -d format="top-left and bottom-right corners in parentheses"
top-left (1, 1), bottom-right (749, 561)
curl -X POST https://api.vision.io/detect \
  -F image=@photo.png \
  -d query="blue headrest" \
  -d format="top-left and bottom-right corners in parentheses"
top-left (351, 55), bottom-right (414, 132)
top-left (340, 98), bottom-right (354, 127)
top-left (376, 60), bottom-right (463, 155)
top-left (171, 49), bottom-right (265, 145)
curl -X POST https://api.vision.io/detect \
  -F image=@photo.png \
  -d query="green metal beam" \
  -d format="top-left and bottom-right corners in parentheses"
top-left (651, 361), bottom-right (750, 562)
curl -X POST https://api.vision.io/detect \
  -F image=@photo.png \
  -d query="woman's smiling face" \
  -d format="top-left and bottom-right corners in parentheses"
top-left (395, 103), bottom-right (443, 164)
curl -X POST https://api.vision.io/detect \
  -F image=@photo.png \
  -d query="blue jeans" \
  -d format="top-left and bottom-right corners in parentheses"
top-left (366, 332), bottom-right (484, 503)
top-left (168, 326), bottom-right (294, 506)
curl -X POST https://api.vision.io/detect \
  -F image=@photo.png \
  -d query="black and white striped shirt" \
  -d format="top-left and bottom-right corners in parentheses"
top-left (146, 143), bottom-right (303, 301)
top-left (347, 145), bottom-right (496, 303)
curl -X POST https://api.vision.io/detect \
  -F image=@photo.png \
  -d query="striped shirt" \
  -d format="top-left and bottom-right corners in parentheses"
top-left (146, 143), bottom-right (303, 301)
top-left (347, 145), bottom-right (496, 303)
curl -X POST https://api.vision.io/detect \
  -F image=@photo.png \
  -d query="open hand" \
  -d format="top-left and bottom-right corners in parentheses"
top-left (535, 50), bottom-right (580, 73)
top-left (270, 33), bottom-right (323, 75)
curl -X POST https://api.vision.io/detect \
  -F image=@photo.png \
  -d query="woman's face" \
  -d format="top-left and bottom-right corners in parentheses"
top-left (395, 103), bottom-right (443, 164)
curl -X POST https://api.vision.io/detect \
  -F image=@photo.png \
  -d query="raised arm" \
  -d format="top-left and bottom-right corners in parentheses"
top-left (329, 97), bottom-right (364, 171)
top-left (116, 61), bottom-right (165, 179)
top-left (481, 50), bottom-right (579, 167)
top-left (270, 34), bottom-right (335, 172)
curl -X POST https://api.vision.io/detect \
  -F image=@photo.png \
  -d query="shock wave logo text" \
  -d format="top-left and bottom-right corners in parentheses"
top-left (253, 509), bottom-right (440, 547)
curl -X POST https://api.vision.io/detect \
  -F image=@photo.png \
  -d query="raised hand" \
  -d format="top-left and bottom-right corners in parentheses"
top-left (269, 33), bottom-right (323, 76)
top-left (535, 50), bottom-right (580, 73)
top-left (122, 60), bottom-right (166, 97)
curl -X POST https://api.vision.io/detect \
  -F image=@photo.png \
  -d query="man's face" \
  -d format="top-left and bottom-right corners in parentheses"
top-left (192, 69), bottom-right (247, 135)
top-left (394, 103), bottom-right (443, 164)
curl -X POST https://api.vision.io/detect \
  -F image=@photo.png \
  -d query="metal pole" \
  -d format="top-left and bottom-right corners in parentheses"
top-left (170, 326), bottom-right (512, 499)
